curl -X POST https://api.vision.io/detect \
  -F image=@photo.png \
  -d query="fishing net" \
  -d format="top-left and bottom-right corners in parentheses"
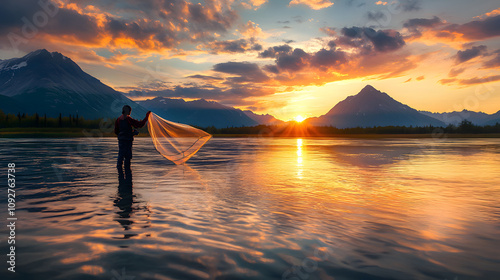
top-left (147, 112), bottom-right (212, 164)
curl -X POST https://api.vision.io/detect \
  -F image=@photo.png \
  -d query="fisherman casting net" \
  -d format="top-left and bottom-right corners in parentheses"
top-left (147, 112), bottom-right (212, 164)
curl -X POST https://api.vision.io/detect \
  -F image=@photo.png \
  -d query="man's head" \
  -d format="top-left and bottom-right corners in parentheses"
top-left (122, 105), bottom-right (132, 115)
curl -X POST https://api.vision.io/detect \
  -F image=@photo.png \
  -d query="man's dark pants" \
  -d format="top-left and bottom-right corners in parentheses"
top-left (117, 140), bottom-right (133, 170)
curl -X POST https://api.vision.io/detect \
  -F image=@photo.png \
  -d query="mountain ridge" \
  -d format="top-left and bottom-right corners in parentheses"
top-left (0, 49), bottom-right (498, 128)
top-left (307, 85), bottom-right (446, 128)
top-left (136, 97), bottom-right (260, 128)
top-left (420, 109), bottom-right (500, 126)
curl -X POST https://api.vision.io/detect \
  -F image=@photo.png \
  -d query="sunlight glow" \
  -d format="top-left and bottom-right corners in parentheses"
top-left (295, 115), bottom-right (306, 123)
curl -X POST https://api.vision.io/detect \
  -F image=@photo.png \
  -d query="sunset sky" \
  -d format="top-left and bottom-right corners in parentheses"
top-left (1, 0), bottom-right (499, 120)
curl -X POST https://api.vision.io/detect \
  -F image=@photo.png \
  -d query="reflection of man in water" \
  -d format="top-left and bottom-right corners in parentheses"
top-left (114, 105), bottom-right (151, 171)
top-left (115, 170), bottom-right (134, 231)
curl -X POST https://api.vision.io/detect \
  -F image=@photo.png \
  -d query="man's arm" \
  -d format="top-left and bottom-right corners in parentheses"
top-left (126, 111), bottom-right (151, 128)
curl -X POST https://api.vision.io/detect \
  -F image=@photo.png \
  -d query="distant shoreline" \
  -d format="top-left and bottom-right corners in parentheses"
top-left (1, 128), bottom-right (499, 139)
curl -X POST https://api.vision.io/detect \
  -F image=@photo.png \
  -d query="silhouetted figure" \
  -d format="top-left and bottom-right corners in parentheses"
top-left (114, 105), bottom-right (151, 171)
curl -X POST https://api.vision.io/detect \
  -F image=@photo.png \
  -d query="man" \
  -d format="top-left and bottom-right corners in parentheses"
top-left (114, 105), bottom-right (151, 171)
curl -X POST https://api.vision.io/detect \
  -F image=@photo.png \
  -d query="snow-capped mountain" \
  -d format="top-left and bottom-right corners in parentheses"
top-left (0, 49), bottom-right (147, 119)
top-left (307, 85), bottom-right (445, 128)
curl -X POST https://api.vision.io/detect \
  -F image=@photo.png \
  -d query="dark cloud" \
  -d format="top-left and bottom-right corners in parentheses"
top-left (276, 48), bottom-right (310, 72)
top-left (213, 62), bottom-right (269, 83)
top-left (405, 15), bottom-right (500, 41)
top-left (310, 48), bottom-right (347, 69)
top-left (0, 0), bottom-right (52, 31)
top-left (251, 43), bottom-right (263, 51)
top-left (263, 64), bottom-right (280, 74)
top-left (341, 26), bottom-right (363, 38)
top-left (259, 44), bottom-right (293, 58)
top-left (482, 49), bottom-right (500, 69)
top-left (339, 27), bottom-right (405, 52)
top-left (400, 0), bottom-right (421, 12)
top-left (368, 29), bottom-right (405, 52)
top-left (203, 39), bottom-right (262, 54)
top-left (403, 16), bottom-right (443, 38)
top-left (0, 0), bottom-right (101, 46)
top-left (404, 16), bottom-right (443, 29)
top-left (327, 40), bottom-right (336, 49)
top-left (455, 45), bottom-right (487, 64)
top-left (292, 15), bottom-right (303, 23)
top-left (187, 75), bottom-right (224, 81)
top-left (447, 15), bottom-right (500, 40)
top-left (366, 11), bottom-right (387, 22)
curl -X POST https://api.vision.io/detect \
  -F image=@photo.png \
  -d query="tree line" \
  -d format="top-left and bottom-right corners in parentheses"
top-left (202, 120), bottom-right (500, 135)
top-left (1, 110), bottom-right (499, 135)
top-left (0, 110), bottom-right (103, 128)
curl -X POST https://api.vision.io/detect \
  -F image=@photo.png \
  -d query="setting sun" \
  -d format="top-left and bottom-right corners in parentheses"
top-left (295, 115), bottom-right (305, 123)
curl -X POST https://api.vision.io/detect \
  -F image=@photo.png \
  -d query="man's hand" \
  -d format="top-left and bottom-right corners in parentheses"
top-left (146, 111), bottom-right (152, 118)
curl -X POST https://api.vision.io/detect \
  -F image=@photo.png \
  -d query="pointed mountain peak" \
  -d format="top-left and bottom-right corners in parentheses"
top-left (24, 49), bottom-right (50, 58)
top-left (358, 85), bottom-right (382, 95)
top-left (29, 49), bottom-right (50, 55)
top-left (23, 49), bottom-right (68, 61)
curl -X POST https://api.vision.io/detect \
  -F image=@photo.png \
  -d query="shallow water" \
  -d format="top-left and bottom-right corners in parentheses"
top-left (1, 137), bottom-right (499, 280)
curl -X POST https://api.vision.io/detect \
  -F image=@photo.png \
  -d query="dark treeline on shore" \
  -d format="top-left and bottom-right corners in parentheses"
top-left (1, 110), bottom-right (499, 136)
top-left (0, 110), bottom-right (103, 128)
top-left (202, 120), bottom-right (500, 136)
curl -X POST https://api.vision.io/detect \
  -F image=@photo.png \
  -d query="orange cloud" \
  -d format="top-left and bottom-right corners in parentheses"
top-left (375, 1), bottom-right (388, 5)
top-left (438, 78), bottom-right (457, 85)
top-left (0, 0), bottom-right (239, 54)
top-left (474, 7), bottom-right (500, 19)
top-left (289, 0), bottom-right (333, 10)
top-left (241, 0), bottom-right (268, 10)
top-left (238, 21), bottom-right (265, 38)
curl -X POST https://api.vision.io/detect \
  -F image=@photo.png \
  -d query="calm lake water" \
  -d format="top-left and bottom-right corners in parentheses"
top-left (1, 137), bottom-right (500, 280)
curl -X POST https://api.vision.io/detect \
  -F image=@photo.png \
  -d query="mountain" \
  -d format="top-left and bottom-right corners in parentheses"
top-left (307, 85), bottom-right (445, 128)
top-left (484, 111), bottom-right (500, 125)
top-left (243, 110), bottom-right (284, 125)
top-left (137, 97), bottom-right (259, 128)
top-left (0, 49), bottom-right (147, 119)
top-left (420, 110), bottom-right (500, 126)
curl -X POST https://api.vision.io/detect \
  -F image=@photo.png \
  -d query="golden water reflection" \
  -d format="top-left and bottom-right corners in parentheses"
top-left (3, 138), bottom-right (500, 280)
top-left (296, 138), bottom-right (303, 178)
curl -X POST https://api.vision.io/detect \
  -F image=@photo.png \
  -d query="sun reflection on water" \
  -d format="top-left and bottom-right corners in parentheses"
top-left (296, 138), bottom-right (303, 179)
